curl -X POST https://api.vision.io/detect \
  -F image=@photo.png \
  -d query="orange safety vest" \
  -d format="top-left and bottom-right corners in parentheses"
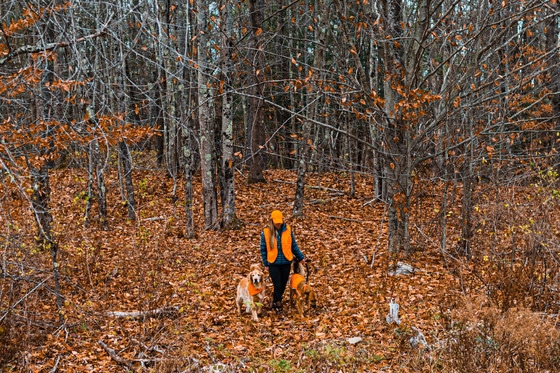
top-left (290, 273), bottom-right (305, 296)
top-left (264, 225), bottom-right (293, 263)
top-left (248, 282), bottom-right (263, 296)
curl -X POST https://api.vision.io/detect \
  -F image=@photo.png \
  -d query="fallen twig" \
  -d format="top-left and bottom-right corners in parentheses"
top-left (49, 355), bottom-right (61, 373)
top-left (98, 340), bottom-right (134, 370)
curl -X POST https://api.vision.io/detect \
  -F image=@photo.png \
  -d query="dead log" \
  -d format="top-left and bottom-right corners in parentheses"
top-left (328, 215), bottom-right (364, 223)
top-left (272, 179), bottom-right (348, 194)
top-left (106, 306), bottom-right (180, 320)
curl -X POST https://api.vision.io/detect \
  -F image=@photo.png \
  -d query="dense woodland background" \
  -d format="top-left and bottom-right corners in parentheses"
top-left (2, 0), bottom-right (560, 371)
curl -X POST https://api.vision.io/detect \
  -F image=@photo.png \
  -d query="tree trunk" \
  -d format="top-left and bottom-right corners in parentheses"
top-left (380, 0), bottom-right (409, 253)
top-left (247, 0), bottom-right (266, 183)
top-left (162, 0), bottom-right (179, 181)
top-left (294, 11), bottom-right (324, 216)
top-left (221, 0), bottom-right (239, 228)
top-left (119, 139), bottom-right (136, 221)
top-left (197, 0), bottom-right (218, 229)
top-left (182, 0), bottom-right (195, 238)
top-left (461, 119), bottom-right (474, 256)
top-left (115, 15), bottom-right (136, 221)
top-left (183, 129), bottom-right (195, 239)
top-left (34, 0), bottom-right (62, 324)
top-left (545, 2), bottom-right (560, 166)
top-left (86, 138), bottom-right (107, 228)
top-left (152, 70), bottom-right (165, 166)
top-left (368, 3), bottom-right (384, 201)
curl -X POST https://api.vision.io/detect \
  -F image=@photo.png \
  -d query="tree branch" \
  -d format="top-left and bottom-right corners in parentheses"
top-left (0, 26), bottom-right (108, 66)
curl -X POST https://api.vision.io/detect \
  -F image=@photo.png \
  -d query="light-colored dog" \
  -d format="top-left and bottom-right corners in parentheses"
top-left (290, 261), bottom-right (317, 316)
top-left (236, 264), bottom-right (266, 321)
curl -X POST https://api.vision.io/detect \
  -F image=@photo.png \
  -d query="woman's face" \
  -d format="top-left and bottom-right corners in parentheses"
top-left (274, 222), bottom-right (282, 230)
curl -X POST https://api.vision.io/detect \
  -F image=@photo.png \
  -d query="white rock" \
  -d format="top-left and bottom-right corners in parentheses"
top-left (347, 337), bottom-right (363, 344)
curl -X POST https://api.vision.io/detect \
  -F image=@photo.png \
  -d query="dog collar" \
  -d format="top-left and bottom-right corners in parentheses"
top-left (248, 282), bottom-right (263, 296)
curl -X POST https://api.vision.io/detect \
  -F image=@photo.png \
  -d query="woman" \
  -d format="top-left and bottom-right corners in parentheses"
top-left (260, 210), bottom-right (305, 317)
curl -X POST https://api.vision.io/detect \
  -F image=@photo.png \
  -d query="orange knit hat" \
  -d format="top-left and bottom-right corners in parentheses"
top-left (270, 210), bottom-right (283, 224)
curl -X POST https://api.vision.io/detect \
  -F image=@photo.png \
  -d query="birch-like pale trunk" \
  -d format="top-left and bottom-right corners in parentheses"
top-left (197, 0), bottom-right (218, 229)
top-left (163, 1), bottom-right (179, 180)
top-left (221, 0), bottom-right (238, 228)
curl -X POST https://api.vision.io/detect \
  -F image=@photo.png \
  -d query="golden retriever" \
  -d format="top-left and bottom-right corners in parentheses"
top-left (236, 264), bottom-right (266, 321)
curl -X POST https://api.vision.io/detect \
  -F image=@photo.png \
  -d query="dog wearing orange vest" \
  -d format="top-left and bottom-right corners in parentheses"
top-left (236, 264), bottom-right (266, 321)
top-left (290, 261), bottom-right (317, 316)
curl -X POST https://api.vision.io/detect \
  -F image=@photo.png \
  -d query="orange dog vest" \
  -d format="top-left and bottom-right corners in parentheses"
top-left (290, 273), bottom-right (305, 296)
top-left (264, 225), bottom-right (293, 263)
top-left (248, 282), bottom-right (263, 296)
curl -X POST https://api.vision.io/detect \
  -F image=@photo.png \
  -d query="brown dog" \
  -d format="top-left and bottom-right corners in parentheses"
top-left (290, 261), bottom-right (317, 316)
top-left (236, 264), bottom-right (266, 321)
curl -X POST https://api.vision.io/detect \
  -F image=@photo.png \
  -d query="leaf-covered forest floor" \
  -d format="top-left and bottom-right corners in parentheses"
top-left (4, 167), bottom-right (560, 372)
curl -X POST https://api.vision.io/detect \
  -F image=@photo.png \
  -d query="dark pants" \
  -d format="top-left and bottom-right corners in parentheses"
top-left (268, 264), bottom-right (291, 303)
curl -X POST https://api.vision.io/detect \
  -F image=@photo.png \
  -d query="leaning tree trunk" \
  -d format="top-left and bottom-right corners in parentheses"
top-left (197, 0), bottom-right (218, 229)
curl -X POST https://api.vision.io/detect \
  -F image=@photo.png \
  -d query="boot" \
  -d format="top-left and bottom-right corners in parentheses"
top-left (273, 301), bottom-right (284, 317)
